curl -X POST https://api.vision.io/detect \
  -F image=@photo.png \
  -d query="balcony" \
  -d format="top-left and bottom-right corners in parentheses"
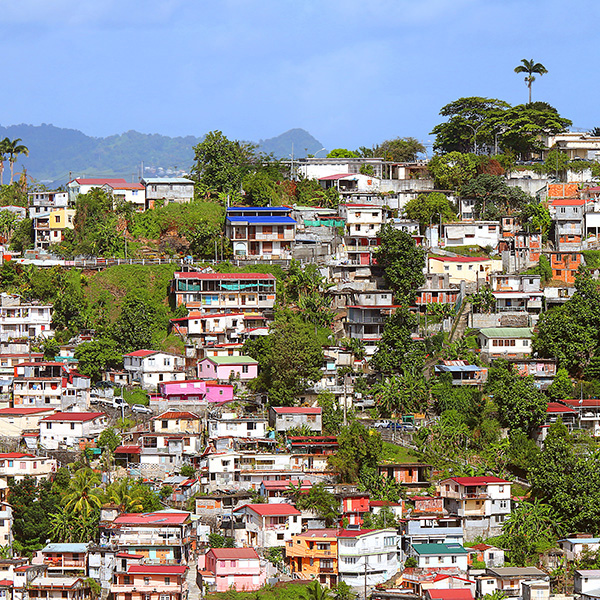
top-left (44, 559), bottom-right (86, 569)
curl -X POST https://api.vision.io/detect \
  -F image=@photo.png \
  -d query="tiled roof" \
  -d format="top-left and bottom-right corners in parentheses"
top-left (547, 402), bottom-right (576, 413)
top-left (0, 407), bottom-right (54, 416)
top-left (114, 445), bottom-right (141, 455)
top-left (0, 453), bottom-right (35, 459)
top-left (41, 412), bottom-right (105, 422)
top-left (74, 178), bottom-right (127, 185)
top-left (124, 350), bottom-right (157, 357)
top-left (113, 511), bottom-right (190, 525)
top-left (234, 503), bottom-right (301, 516)
top-left (153, 411), bottom-right (199, 420)
top-left (208, 548), bottom-right (258, 559)
top-left (427, 590), bottom-right (473, 600)
top-left (447, 476), bottom-right (510, 485)
top-left (430, 255), bottom-right (491, 263)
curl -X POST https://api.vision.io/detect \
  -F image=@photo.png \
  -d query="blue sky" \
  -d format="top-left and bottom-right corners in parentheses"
top-left (1, 0), bottom-right (598, 151)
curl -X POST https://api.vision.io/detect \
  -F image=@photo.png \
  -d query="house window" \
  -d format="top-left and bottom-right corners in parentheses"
top-left (144, 578), bottom-right (150, 585)
top-left (162, 421), bottom-right (168, 429)
top-left (70, 423), bottom-right (75, 430)
top-left (164, 577), bottom-right (170, 585)
top-left (123, 576), bottom-right (131, 585)
top-left (242, 365), bottom-right (249, 374)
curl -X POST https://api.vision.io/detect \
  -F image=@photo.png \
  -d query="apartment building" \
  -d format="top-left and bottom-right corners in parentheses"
top-left (233, 503), bottom-right (302, 547)
top-left (170, 271), bottom-right (277, 313)
top-left (111, 565), bottom-right (188, 600)
top-left (339, 204), bottom-right (384, 265)
top-left (337, 528), bottom-right (399, 590)
top-left (268, 407), bottom-right (322, 434)
top-left (28, 191), bottom-right (69, 218)
top-left (39, 412), bottom-right (107, 450)
top-left (226, 206), bottom-right (296, 259)
top-left (442, 221), bottom-right (500, 249)
top-left (286, 529), bottom-right (339, 588)
top-left (551, 199), bottom-right (585, 250)
top-left (123, 350), bottom-right (186, 390)
top-left (101, 511), bottom-right (193, 564)
top-left (0, 452), bottom-right (57, 489)
top-left (41, 543), bottom-right (88, 576)
top-left (0, 294), bottom-right (53, 341)
top-left (439, 476), bottom-right (512, 540)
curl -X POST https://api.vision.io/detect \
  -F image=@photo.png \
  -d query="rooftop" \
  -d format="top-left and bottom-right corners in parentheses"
top-left (41, 412), bottom-right (105, 422)
top-left (234, 503), bottom-right (301, 516)
top-left (412, 543), bottom-right (469, 555)
top-left (207, 548), bottom-right (259, 559)
top-left (128, 565), bottom-right (187, 575)
top-left (445, 476), bottom-right (510, 486)
top-left (112, 511), bottom-right (190, 526)
top-left (478, 327), bottom-right (533, 339)
top-left (174, 272), bottom-right (276, 280)
top-left (272, 407), bottom-right (321, 414)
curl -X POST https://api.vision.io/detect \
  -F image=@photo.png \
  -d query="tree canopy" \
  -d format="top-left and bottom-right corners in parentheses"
top-left (403, 192), bottom-right (457, 232)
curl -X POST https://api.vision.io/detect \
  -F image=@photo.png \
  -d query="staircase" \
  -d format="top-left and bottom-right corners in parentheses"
top-left (448, 301), bottom-right (471, 344)
top-left (186, 559), bottom-right (201, 600)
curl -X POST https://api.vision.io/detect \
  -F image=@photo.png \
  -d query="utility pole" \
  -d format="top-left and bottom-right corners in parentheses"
top-left (364, 558), bottom-right (368, 600)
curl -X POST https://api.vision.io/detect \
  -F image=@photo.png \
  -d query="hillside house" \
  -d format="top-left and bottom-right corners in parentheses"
top-left (410, 543), bottom-right (469, 571)
top-left (440, 477), bottom-right (511, 540)
top-left (111, 565), bottom-right (188, 600)
top-left (170, 271), bottom-right (277, 312)
top-left (142, 177), bottom-right (194, 208)
top-left (226, 206), bottom-right (296, 259)
top-left (442, 221), bottom-right (500, 249)
top-left (123, 350), bottom-right (186, 390)
top-left (233, 503), bottom-right (302, 547)
top-left (269, 407), bottom-right (322, 434)
top-left (286, 529), bottom-right (339, 588)
top-left (202, 547), bottom-right (266, 593)
top-left (0, 407), bottom-right (56, 437)
top-left (0, 294), bottom-right (53, 341)
top-left (197, 356), bottom-right (258, 384)
top-left (428, 256), bottom-right (501, 286)
top-left (151, 380), bottom-right (234, 411)
top-left (477, 328), bottom-right (533, 359)
top-left (337, 528), bottom-right (399, 590)
top-left (41, 543), bottom-right (88, 576)
top-left (39, 412), bottom-right (107, 450)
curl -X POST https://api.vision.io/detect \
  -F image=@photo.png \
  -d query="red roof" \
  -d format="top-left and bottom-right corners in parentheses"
top-left (551, 199), bottom-right (585, 206)
top-left (115, 552), bottom-right (144, 559)
top-left (0, 452), bottom-right (35, 459)
top-left (561, 399), bottom-right (600, 408)
top-left (447, 476), bottom-right (510, 486)
top-left (338, 529), bottom-right (377, 537)
top-left (207, 548), bottom-right (259, 560)
top-left (0, 580), bottom-right (12, 587)
top-left (370, 500), bottom-right (402, 507)
top-left (125, 350), bottom-right (157, 357)
top-left (0, 407), bottom-right (55, 416)
top-left (105, 182), bottom-right (145, 190)
top-left (272, 407), bottom-right (321, 414)
top-left (74, 178), bottom-right (127, 185)
top-left (547, 402), bottom-right (576, 413)
top-left (319, 173), bottom-right (359, 181)
top-left (430, 255), bottom-right (490, 263)
top-left (470, 543), bottom-right (493, 551)
top-left (433, 574), bottom-right (474, 583)
top-left (261, 479), bottom-right (312, 490)
top-left (154, 411), bottom-right (199, 420)
top-left (41, 412), bottom-right (105, 422)
top-left (113, 512), bottom-right (190, 525)
top-left (342, 203), bottom-right (382, 208)
top-left (234, 503), bottom-right (301, 516)
top-left (174, 272), bottom-right (276, 280)
top-left (427, 590), bottom-right (473, 600)
top-left (128, 565), bottom-right (187, 575)
top-left (114, 445), bottom-right (141, 455)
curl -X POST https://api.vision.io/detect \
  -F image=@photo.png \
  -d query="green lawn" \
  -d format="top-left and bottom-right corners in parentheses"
top-left (381, 441), bottom-right (421, 463)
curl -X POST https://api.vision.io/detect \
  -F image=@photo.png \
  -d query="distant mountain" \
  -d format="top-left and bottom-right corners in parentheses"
top-left (257, 128), bottom-right (324, 159)
top-left (0, 124), bottom-right (324, 186)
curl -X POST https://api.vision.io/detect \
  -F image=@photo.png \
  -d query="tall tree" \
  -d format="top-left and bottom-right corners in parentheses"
top-left (0, 138), bottom-right (9, 186)
top-left (403, 192), bottom-right (457, 232)
top-left (190, 130), bottom-right (255, 195)
top-left (514, 59), bottom-right (548, 104)
top-left (63, 468), bottom-right (102, 517)
top-left (4, 138), bottom-right (29, 184)
top-left (374, 224), bottom-right (425, 304)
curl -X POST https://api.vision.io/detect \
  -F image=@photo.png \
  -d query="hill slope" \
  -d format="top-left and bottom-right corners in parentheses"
top-left (0, 124), bottom-right (324, 185)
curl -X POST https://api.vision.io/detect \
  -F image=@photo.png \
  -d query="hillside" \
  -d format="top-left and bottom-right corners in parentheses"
top-left (0, 124), bottom-right (324, 185)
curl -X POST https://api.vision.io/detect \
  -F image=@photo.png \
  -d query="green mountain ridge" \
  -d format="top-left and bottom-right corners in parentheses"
top-left (0, 124), bottom-right (324, 185)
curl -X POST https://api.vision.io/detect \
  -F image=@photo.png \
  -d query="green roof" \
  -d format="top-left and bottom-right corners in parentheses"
top-left (207, 356), bottom-right (258, 365)
top-left (412, 543), bottom-right (469, 555)
top-left (478, 327), bottom-right (533, 338)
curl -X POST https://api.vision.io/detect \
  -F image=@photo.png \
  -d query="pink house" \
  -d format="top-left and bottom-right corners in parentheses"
top-left (201, 548), bottom-right (266, 592)
top-left (197, 356), bottom-right (258, 384)
top-left (151, 380), bottom-right (234, 409)
top-left (111, 564), bottom-right (188, 600)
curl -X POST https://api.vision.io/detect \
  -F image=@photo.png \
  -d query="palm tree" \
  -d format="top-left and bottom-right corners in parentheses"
top-left (49, 506), bottom-right (73, 542)
top-left (106, 478), bottom-right (144, 513)
top-left (0, 138), bottom-right (10, 186)
top-left (306, 581), bottom-right (332, 600)
top-left (4, 138), bottom-right (29, 184)
top-left (514, 59), bottom-right (548, 104)
top-left (63, 468), bottom-right (102, 517)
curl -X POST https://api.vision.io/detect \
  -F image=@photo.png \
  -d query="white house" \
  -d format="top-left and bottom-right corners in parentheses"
top-left (337, 528), bottom-right (399, 590)
top-left (440, 477), bottom-right (512, 540)
top-left (0, 502), bottom-right (12, 547)
top-left (575, 570), bottom-right (600, 598)
top-left (101, 182), bottom-right (146, 211)
top-left (558, 537), bottom-right (600, 562)
top-left (123, 350), bottom-right (186, 390)
top-left (442, 221), bottom-right (500, 249)
top-left (0, 407), bottom-right (56, 437)
top-left (208, 413), bottom-right (268, 440)
top-left (0, 294), bottom-right (53, 341)
top-left (409, 543), bottom-right (469, 571)
top-left (477, 328), bottom-right (533, 359)
top-left (233, 503), bottom-right (302, 547)
top-left (39, 412), bottom-right (107, 450)
top-left (0, 452), bottom-right (57, 486)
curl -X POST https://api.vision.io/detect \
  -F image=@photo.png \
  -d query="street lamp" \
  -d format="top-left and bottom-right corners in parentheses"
top-left (464, 122), bottom-right (486, 155)
top-left (313, 148), bottom-right (326, 157)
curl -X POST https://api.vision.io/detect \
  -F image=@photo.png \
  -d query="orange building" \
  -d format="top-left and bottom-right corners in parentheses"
top-left (285, 529), bottom-right (339, 588)
top-left (549, 251), bottom-right (583, 284)
top-left (111, 565), bottom-right (188, 600)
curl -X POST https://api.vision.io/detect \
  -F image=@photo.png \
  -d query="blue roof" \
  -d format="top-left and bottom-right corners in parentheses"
top-left (435, 365), bottom-right (485, 373)
top-left (227, 216), bottom-right (297, 224)
top-left (43, 542), bottom-right (89, 553)
top-left (227, 206), bottom-right (290, 212)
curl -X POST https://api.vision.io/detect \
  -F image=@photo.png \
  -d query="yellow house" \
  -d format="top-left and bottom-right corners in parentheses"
top-left (428, 255), bottom-right (502, 285)
top-left (49, 208), bottom-right (75, 245)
